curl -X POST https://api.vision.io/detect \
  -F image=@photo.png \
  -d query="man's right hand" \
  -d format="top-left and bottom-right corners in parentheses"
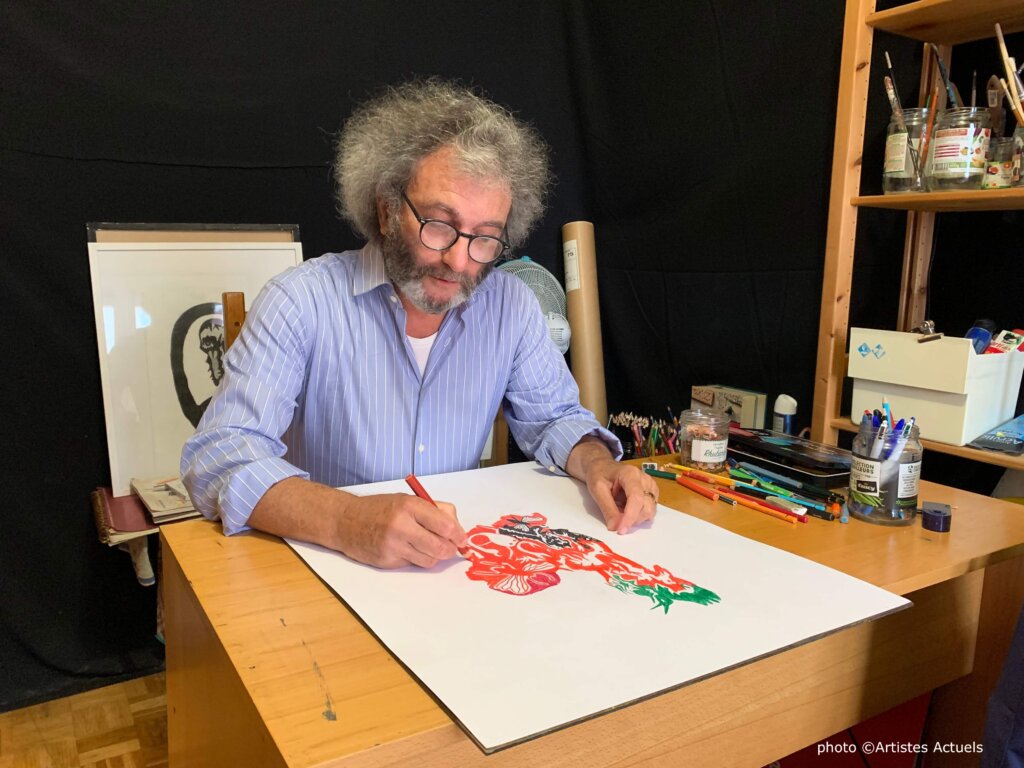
top-left (333, 493), bottom-right (466, 569)
top-left (247, 477), bottom-right (467, 569)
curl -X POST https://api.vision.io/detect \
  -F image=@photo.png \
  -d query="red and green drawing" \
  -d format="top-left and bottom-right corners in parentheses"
top-left (462, 513), bottom-right (720, 612)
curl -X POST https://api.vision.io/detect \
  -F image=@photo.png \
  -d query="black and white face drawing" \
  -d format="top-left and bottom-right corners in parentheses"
top-left (198, 317), bottom-right (225, 386)
top-left (170, 302), bottom-right (225, 427)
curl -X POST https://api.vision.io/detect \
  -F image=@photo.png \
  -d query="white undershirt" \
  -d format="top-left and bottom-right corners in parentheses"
top-left (407, 333), bottom-right (437, 375)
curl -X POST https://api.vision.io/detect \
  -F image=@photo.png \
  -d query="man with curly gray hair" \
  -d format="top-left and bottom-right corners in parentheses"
top-left (182, 79), bottom-right (658, 569)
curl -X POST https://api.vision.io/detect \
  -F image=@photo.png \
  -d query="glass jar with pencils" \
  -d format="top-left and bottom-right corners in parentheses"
top-left (883, 107), bottom-right (928, 193)
top-left (847, 418), bottom-right (922, 526)
top-left (677, 408), bottom-right (729, 474)
top-left (924, 107), bottom-right (992, 191)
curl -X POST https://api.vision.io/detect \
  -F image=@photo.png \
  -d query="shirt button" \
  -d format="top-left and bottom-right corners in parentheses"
top-left (548, 466), bottom-right (557, 472)
top-left (389, 295), bottom-right (398, 303)
top-left (419, 444), bottom-right (426, 453)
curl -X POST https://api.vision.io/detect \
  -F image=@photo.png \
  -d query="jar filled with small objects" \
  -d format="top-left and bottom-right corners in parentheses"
top-left (678, 408), bottom-right (730, 473)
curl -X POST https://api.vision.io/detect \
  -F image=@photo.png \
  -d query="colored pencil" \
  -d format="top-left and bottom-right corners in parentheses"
top-left (405, 473), bottom-right (436, 505)
top-left (675, 475), bottom-right (720, 502)
top-left (729, 490), bottom-right (808, 523)
top-left (718, 490), bottom-right (797, 525)
top-left (665, 463), bottom-right (735, 488)
top-left (643, 468), bottom-right (677, 481)
top-left (406, 474), bottom-right (466, 555)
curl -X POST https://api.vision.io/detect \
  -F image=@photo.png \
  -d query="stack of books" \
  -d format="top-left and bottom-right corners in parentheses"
top-left (130, 476), bottom-right (201, 524)
top-left (91, 487), bottom-right (158, 545)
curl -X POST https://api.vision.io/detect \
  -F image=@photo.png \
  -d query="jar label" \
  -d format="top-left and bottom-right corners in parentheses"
top-left (884, 133), bottom-right (920, 176)
top-left (850, 456), bottom-right (881, 496)
top-left (982, 160), bottom-right (1015, 189)
top-left (850, 454), bottom-right (918, 512)
top-left (691, 439), bottom-right (727, 463)
top-left (898, 461), bottom-right (921, 499)
top-left (930, 126), bottom-right (990, 178)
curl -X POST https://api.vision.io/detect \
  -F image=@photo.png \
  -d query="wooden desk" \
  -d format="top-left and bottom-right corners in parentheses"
top-left (162, 468), bottom-right (1024, 767)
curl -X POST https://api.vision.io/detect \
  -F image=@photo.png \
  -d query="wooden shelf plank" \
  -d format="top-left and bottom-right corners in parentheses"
top-left (830, 417), bottom-right (1024, 470)
top-left (853, 188), bottom-right (1024, 211)
top-left (867, 0), bottom-right (1024, 45)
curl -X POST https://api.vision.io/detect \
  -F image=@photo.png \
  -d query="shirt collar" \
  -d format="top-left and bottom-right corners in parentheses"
top-left (352, 240), bottom-right (497, 306)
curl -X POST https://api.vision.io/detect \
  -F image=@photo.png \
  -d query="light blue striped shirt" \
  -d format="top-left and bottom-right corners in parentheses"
top-left (181, 243), bottom-right (620, 535)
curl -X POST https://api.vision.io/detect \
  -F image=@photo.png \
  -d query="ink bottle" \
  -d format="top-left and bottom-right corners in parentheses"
top-left (924, 107), bottom-right (992, 190)
top-left (848, 420), bottom-right (922, 526)
top-left (882, 107), bottom-right (928, 193)
top-left (678, 408), bottom-right (729, 473)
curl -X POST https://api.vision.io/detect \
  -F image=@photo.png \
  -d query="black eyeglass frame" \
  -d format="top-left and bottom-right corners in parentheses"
top-left (401, 191), bottom-right (510, 264)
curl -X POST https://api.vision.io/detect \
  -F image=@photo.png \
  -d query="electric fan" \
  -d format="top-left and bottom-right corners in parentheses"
top-left (497, 256), bottom-right (571, 353)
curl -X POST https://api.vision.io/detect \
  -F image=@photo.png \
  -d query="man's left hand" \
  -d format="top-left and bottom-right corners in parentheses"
top-left (585, 457), bottom-right (659, 534)
top-left (565, 438), bottom-right (658, 534)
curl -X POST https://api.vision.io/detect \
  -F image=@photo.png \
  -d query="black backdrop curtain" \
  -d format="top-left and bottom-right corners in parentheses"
top-left (1, 1), bottom-right (1019, 710)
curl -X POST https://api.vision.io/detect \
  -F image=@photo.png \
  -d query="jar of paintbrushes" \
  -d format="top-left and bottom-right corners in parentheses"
top-left (848, 413), bottom-right (922, 526)
top-left (883, 107), bottom-right (929, 193)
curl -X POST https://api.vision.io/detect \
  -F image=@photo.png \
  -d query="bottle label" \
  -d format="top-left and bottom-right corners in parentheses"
top-left (691, 439), bottom-right (727, 463)
top-left (930, 125), bottom-right (990, 178)
top-left (562, 239), bottom-right (581, 292)
top-left (898, 461), bottom-right (921, 499)
top-left (884, 133), bottom-right (920, 176)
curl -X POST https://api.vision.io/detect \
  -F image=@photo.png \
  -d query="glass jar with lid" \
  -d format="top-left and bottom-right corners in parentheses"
top-left (924, 107), bottom-right (992, 190)
top-left (883, 107), bottom-right (928, 193)
top-left (677, 408), bottom-right (729, 473)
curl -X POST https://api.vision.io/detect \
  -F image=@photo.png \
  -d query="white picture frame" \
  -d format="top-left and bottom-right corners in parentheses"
top-left (88, 241), bottom-right (303, 496)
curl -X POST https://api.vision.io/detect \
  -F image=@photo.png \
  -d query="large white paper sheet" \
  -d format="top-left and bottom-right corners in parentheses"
top-left (287, 463), bottom-right (909, 752)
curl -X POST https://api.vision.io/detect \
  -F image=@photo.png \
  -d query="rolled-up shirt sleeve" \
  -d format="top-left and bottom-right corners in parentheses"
top-left (180, 279), bottom-right (310, 535)
top-left (501, 288), bottom-right (621, 474)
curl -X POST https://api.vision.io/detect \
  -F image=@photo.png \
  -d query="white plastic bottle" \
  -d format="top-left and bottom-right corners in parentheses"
top-left (772, 395), bottom-right (798, 434)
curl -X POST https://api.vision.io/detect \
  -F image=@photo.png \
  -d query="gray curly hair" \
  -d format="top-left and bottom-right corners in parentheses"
top-left (334, 78), bottom-right (552, 248)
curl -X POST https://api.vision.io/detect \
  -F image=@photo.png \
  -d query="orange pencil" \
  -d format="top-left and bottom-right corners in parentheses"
top-left (730, 490), bottom-right (808, 523)
top-left (676, 475), bottom-right (719, 502)
top-left (720, 490), bottom-right (797, 525)
top-left (666, 463), bottom-right (735, 488)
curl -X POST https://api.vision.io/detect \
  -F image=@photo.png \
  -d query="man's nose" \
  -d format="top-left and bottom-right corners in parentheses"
top-left (441, 234), bottom-right (472, 272)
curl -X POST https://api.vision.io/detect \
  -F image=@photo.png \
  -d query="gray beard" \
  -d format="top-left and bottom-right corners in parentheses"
top-left (380, 227), bottom-right (492, 315)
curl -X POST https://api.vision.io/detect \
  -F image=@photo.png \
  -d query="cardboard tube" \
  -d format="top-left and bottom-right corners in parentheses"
top-left (561, 221), bottom-right (607, 425)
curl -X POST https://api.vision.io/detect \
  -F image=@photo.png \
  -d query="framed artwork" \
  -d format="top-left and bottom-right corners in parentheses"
top-left (88, 240), bottom-right (303, 496)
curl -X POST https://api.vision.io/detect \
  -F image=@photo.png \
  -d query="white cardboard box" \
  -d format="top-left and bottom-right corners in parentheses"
top-left (691, 385), bottom-right (767, 429)
top-left (848, 328), bottom-right (1024, 445)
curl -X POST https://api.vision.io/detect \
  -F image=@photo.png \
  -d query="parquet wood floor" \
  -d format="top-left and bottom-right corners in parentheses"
top-left (0, 673), bottom-right (166, 768)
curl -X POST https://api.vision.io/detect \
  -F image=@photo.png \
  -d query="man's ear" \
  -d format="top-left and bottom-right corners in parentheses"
top-left (376, 196), bottom-right (390, 236)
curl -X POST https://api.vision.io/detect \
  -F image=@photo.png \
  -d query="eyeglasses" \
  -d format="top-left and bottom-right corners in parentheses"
top-left (401, 191), bottom-right (510, 264)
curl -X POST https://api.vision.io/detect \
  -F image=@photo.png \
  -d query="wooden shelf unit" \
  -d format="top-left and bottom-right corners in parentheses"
top-left (854, 187), bottom-right (1024, 211)
top-left (830, 417), bottom-right (1024, 470)
top-left (811, 0), bottom-right (1024, 461)
top-left (867, 0), bottom-right (1024, 45)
